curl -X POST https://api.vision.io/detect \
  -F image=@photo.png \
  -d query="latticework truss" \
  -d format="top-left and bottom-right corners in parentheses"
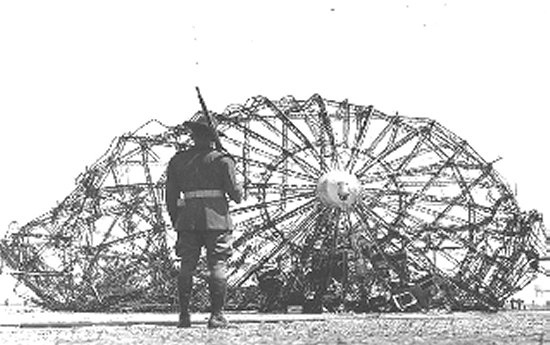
top-left (0, 95), bottom-right (546, 312)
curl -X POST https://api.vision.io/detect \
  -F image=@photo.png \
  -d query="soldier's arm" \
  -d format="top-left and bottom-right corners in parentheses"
top-left (165, 157), bottom-right (180, 227)
top-left (220, 155), bottom-right (242, 203)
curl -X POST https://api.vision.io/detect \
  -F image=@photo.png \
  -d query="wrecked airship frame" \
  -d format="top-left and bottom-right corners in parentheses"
top-left (0, 94), bottom-right (547, 312)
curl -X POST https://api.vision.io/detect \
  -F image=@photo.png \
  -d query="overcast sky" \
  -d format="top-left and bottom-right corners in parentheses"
top-left (1, 0), bottom-right (549, 243)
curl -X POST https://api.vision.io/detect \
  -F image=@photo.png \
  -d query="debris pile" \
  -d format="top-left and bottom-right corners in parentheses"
top-left (0, 95), bottom-right (546, 312)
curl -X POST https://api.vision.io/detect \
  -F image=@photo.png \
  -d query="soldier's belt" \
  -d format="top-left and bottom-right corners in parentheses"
top-left (183, 190), bottom-right (225, 199)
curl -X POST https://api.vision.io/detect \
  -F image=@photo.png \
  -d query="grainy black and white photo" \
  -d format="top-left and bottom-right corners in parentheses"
top-left (0, 1), bottom-right (549, 344)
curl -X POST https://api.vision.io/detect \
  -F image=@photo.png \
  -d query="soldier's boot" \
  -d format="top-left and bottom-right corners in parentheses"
top-left (207, 270), bottom-right (230, 329)
top-left (178, 312), bottom-right (191, 329)
top-left (177, 274), bottom-right (192, 328)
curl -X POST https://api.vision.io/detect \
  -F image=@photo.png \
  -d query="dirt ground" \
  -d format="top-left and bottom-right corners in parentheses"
top-left (0, 310), bottom-right (548, 345)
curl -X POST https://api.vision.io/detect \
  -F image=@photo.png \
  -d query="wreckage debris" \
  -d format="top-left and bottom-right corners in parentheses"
top-left (0, 95), bottom-right (547, 312)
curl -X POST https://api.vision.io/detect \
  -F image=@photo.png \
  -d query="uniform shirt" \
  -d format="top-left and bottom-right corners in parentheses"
top-left (165, 144), bottom-right (242, 232)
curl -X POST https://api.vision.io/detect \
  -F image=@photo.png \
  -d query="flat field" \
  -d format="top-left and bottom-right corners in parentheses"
top-left (0, 308), bottom-right (548, 345)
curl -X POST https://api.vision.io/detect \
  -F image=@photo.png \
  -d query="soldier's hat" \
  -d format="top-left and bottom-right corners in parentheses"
top-left (182, 112), bottom-right (218, 139)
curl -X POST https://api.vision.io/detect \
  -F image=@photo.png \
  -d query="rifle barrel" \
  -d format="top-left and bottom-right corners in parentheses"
top-left (195, 86), bottom-right (225, 152)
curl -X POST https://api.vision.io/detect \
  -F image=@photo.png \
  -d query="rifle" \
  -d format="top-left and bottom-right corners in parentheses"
top-left (195, 86), bottom-right (225, 152)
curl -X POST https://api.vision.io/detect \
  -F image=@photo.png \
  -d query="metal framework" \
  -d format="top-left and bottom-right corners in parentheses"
top-left (0, 95), bottom-right (547, 312)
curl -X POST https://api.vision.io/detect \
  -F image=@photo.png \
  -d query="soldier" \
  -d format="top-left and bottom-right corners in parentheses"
top-left (165, 113), bottom-right (242, 328)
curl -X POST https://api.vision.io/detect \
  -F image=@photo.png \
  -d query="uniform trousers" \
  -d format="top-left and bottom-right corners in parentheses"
top-left (175, 230), bottom-right (233, 314)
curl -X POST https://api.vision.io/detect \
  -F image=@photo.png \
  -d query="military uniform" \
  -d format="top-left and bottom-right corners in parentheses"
top-left (165, 115), bottom-right (242, 328)
top-left (166, 147), bottom-right (241, 232)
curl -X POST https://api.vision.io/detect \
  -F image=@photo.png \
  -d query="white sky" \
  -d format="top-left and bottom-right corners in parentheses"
top-left (0, 1), bottom-right (548, 248)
